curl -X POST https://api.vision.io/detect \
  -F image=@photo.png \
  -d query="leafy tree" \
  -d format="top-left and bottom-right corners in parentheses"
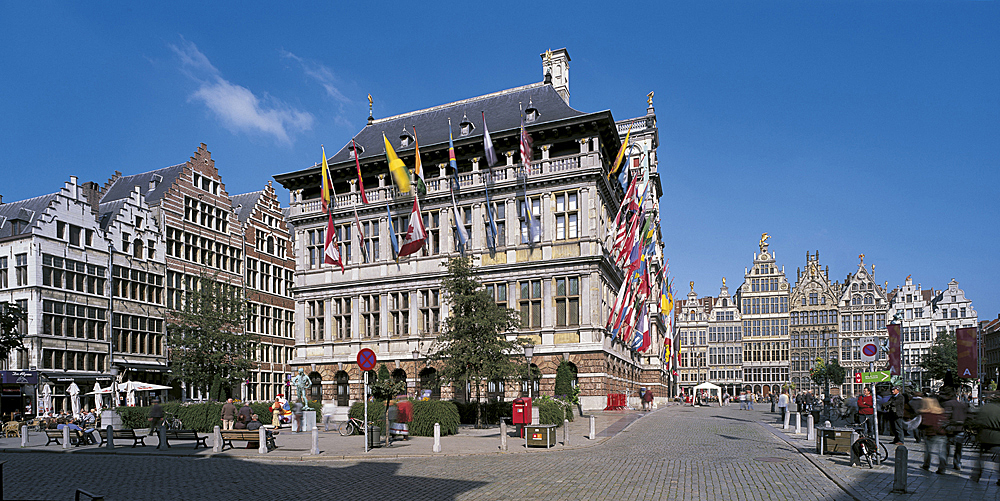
top-left (429, 256), bottom-right (523, 428)
top-left (920, 330), bottom-right (975, 384)
top-left (554, 361), bottom-right (575, 399)
top-left (810, 358), bottom-right (846, 388)
top-left (167, 274), bottom-right (252, 400)
top-left (372, 363), bottom-right (406, 447)
top-left (0, 301), bottom-right (27, 361)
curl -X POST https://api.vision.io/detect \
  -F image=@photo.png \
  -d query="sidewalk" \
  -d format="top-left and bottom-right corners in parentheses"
top-left (0, 409), bottom-right (649, 461)
top-left (759, 410), bottom-right (997, 501)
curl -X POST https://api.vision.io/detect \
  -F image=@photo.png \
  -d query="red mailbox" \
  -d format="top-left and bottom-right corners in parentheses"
top-left (512, 397), bottom-right (532, 437)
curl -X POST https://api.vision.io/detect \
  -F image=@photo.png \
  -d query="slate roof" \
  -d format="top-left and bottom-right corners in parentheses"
top-left (0, 193), bottom-right (59, 239)
top-left (230, 191), bottom-right (264, 224)
top-left (279, 83), bottom-right (591, 176)
top-left (97, 199), bottom-right (128, 230)
top-left (101, 164), bottom-right (185, 204)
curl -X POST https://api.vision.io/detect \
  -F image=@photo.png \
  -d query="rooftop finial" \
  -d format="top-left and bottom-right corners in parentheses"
top-left (647, 91), bottom-right (654, 107)
top-left (367, 94), bottom-right (374, 125)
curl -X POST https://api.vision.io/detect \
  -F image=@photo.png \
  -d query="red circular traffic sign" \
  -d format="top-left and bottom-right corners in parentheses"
top-left (357, 348), bottom-right (377, 371)
top-left (862, 344), bottom-right (878, 357)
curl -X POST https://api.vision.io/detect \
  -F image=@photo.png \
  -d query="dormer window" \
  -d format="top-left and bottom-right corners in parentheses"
top-left (459, 114), bottom-right (475, 136)
top-left (349, 144), bottom-right (365, 159)
top-left (524, 99), bottom-right (540, 123)
top-left (400, 127), bottom-right (412, 148)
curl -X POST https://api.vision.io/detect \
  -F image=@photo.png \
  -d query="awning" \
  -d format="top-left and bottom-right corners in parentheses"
top-left (39, 372), bottom-right (113, 383)
top-left (116, 361), bottom-right (170, 373)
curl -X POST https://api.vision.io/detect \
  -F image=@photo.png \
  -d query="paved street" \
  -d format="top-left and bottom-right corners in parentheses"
top-left (1, 404), bottom-right (854, 501)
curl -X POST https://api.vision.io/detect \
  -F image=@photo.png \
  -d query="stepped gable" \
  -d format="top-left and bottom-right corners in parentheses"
top-left (0, 193), bottom-right (59, 238)
top-left (231, 190), bottom-right (265, 225)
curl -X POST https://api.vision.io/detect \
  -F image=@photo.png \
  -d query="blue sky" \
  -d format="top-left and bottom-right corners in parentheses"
top-left (2, 2), bottom-right (998, 316)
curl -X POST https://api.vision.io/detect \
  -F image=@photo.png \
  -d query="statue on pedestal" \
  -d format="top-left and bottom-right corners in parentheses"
top-left (292, 368), bottom-right (312, 410)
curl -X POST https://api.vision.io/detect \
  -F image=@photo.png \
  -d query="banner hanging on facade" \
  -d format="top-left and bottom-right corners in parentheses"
top-left (887, 324), bottom-right (901, 376)
top-left (956, 326), bottom-right (978, 379)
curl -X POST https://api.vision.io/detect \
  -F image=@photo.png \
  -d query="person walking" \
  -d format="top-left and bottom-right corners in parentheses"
top-left (887, 386), bottom-right (906, 445)
top-left (858, 387), bottom-right (875, 438)
top-left (237, 401), bottom-right (253, 429)
top-left (777, 390), bottom-right (789, 424)
top-left (747, 392), bottom-right (755, 411)
top-left (941, 387), bottom-right (968, 471)
top-left (917, 395), bottom-right (948, 474)
top-left (147, 398), bottom-right (164, 436)
top-left (971, 393), bottom-right (1000, 484)
top-left (738, 391), bottom-right (747, 411)
top-left (642, 388), bottom-right (654, 411)
top-left (220, 398), bottom-right (237, 431)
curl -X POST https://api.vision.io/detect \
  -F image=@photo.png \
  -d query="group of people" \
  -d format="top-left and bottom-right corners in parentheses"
top-left (219, 398), bottom-right (258, 430)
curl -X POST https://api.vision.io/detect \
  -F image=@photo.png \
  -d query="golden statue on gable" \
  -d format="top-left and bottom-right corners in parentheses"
top-left (689, 280), bottom-right (695, 292)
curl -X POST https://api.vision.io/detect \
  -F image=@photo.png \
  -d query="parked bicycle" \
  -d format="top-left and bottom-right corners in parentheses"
top-left (163, 412), bottom-right (183, 430)
top-left (852, 425), bottom-right (888, 467)
top-left (338, 417), bottom-right (368, 436)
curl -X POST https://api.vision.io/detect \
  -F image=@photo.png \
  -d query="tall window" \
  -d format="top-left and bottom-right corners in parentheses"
top-left (419, 289), bottom-right (440, 335)
top-left (333, 298), bottom-right (351, 340)
top-left (389, 292), bottom-right (409, 337)
top-left (519, 280), bottom-right (542, 328)
top-left (841, 314), bottom-right (851, 332)
top-left (0, 256), bottom-right (7, 288)
top-left (336, 223), bottom-right (351, 264)
top-left (361, 294), bottom-right (381, 338)
top-left (306, 300), bottom-right (325, 341)
top-left (554, 192), bottom-right (579, 240)
top-left (554, 277), bottom-right (580, 327)
top-left (419, 210), bottom-right (440, 256)
top-left (306, 228), bottom-right (324, 269)
top-left (864, 314), bottom-right (874, 331)
top-left (363, 221), bottom-right (380, 262)
top-left (15, 254), bottom-right (27, 286)
top-left (486, 201), bottom-right (506, 248)
top-left (519, 197), bottom-right (541, 244)
top-left (453, 206), bottom-right (472, 253)
top-left (485, 283), bottom-right (508, 309)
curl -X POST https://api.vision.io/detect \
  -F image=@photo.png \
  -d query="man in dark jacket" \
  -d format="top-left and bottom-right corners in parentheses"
top-left (941, 387), bottom-right (968, 470)
top-left (972, 393), bottom-right (1000, 484)
top-left (237, 402), bottom-right (253, 428)
top-left (220, 398), bottom-right (237, 430)
top-left (887, 386), bottom-right (906, 444)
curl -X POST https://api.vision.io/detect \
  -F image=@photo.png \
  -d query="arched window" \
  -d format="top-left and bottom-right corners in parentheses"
top-left (133, 239), bottom-right (144, 259)
top-left (419, 367), bottom-right (440, 400)
top-left (335, 371), bottom-right (349, 406)
top-left (852, 295), bottom-right (862, 306)
top-left (566, 362), bottom-right (579, 389)
top-left (852, 283), bottom-right (858, 291)
top-left (308, 371), bottom-right (323, 402)
top-left (950, 309), bottom-right (958, 318)
top-left (867, 283), bottom-right (873, 290)
top-left (391, 368), bottom-right (407, 387)
top-left (864, 295), bottom-right (874, 305)
top-left (267, 236), bottom-right (275, 255)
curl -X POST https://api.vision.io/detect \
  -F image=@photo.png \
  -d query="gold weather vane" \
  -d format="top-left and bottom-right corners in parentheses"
top-left (759, 232), bottom-right (770, 251)
top-left (647, 91), bottom-right (654, 106)
top-left (722, 277), bottom-right (726, 287)
top-left (545, 49), bottom-right (553, 65)
top-left (906, 274), bottom-right (911, 281)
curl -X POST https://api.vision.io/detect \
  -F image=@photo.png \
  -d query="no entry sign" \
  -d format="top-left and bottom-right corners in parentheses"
top-left (357, 348), bottom-right (377, 371)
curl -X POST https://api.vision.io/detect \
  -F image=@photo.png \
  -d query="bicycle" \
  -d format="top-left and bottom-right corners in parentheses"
top-left (338, 417), bottom-right (367, 436)
top-left (852, 426), bottom-right (888, 468)
top-left (163, 412), bottom-right (183, 430)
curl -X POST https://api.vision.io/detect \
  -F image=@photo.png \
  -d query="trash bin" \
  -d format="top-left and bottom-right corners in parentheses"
top-left (525, 424), bottom-right (557, 448)
top-left (367, 426), bottom-right (381, 448)
top-left (816, 427), bottom-right (853, 454)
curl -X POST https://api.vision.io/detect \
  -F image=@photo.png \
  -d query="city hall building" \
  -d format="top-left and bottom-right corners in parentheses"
top-left (275, 49), bottom-right (668, 412)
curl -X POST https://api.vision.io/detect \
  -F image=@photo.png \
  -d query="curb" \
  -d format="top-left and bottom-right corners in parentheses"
top-left (758, 421), bottom-right (873, 501)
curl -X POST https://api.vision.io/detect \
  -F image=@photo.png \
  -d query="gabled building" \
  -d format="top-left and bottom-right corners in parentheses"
top-left (735, 234), bottom-right (790, 398)
top-left (275, 49), bottom-right (667, 411)
top-left (675, 283), bottom-right (710, 396)
top-left (837, 256), bottom-right (888, 396)
top-left (708, 279), bottom-right (743, 396)
top-left (789, 251), bottom-right (842, 395)
top-left (887, 276), bottom-right (936, 388)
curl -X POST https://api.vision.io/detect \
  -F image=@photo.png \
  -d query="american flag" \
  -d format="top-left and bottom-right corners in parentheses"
top-left (519, 113), bottom-right (533, 170)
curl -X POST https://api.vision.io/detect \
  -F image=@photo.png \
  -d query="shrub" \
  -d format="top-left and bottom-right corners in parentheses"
top-left (411, 400), bottom-right (459, 436)
top-left (114, 400), bottom-right (321, 433)
top-left (554, 362), bottom-right (575, 400)
top-left (453, 400), bottom-right (513, 425)
top-left (535, 396), bottom-right (572, 426)
top-left (349, 401), bottom-right (386, 431)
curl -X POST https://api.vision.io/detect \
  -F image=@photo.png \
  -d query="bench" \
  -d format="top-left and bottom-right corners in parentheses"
top-left (219, 429), bottom-right (277, 451)
top-left (97, 428), bottom-right (147, 447)
top-left (44, 428), bottom-right (93, 446)
top-left (163, 430), bottom-right (208, 449)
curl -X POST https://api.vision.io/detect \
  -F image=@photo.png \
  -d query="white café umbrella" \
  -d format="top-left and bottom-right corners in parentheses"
top-left (126, 387), bottom-right (136, 407)
top-left (41, 384), bottom-right (52, 413)
top-left (68, 382), bottom-right (81, 417)
top-left (93, 382), bottom-right (104, 412)
top-left (118, 381), bottom-right (172, 392)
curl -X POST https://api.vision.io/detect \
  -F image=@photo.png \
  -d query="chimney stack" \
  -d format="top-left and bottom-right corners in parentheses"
top-left (81, 181), bottom-right (102, 215)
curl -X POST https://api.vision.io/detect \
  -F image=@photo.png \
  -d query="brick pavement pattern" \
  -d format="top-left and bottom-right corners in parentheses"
top-left (2, 405), bottom-right (853, 501)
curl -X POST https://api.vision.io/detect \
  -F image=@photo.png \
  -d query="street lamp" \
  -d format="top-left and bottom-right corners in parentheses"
top-left (524, 343), bottom-right (535, 399)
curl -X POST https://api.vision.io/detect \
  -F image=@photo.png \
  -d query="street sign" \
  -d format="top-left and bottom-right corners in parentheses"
top-left (357, 348), bottom-right (377, 371)
top-left (861, 371), bottom-right (891, 383)
top-left (854, 372), bottom-right (863, 384)
top-left (860, 337), bottom-right (878, 363)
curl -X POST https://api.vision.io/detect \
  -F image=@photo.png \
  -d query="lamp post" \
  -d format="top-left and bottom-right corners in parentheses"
top-left (412, 348), bottom-right (420, 398)
top-left (524, 343), bottom-right (534, 399)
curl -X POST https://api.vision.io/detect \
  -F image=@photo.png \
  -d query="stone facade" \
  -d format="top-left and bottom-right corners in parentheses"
top-left (708, 280), bottom-right (743, 396)
top-left (734, 235), bottom-right (790, 398)
top-left (675, 285), bottom-right (710, 396)
top-left (788, 251), bottom-right (841, 395)
top-left (836, 257), bottom-right (888, 397)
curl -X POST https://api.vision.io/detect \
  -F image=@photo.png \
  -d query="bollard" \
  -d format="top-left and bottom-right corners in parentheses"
top-left (212, 425), bottom-right (222, 453)
top-left (795, 413), bottom-right (802, 434)
top-left (433, 423), bottom-right (441, 453)
top-left (62, 426), bottom-right (70, 449)
top-left (20, 426), bottom-right (28, 448)
top-left (500, 420), bottom-right (507, 451)
top-left (260, 427), bottom-right (270, 454)
top-left (807, 414), bottom-right (815, 441)
top-left (563, 419), bottom-right (570, 446)
top-left (850, 430), bottom-right (860, 467)
top-left (309, 427), bottom-right (318, 455)
top-left (783, 409), bottom-right (791, 430)
top-left (589, 415), bottom-right (596, 440)
top-left (105, 425), bottom-right (114, 450)
top-left (892, 446), bottom-right (908, 493)
top-left (157, 425), bottom-right (168, 450)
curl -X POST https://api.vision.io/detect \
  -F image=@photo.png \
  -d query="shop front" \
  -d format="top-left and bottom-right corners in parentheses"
top-left (1, 370), bottom-right (39, 417)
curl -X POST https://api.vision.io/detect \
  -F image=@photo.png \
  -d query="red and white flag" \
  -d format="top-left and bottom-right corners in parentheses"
top-left (324, 212), bottom-right (344, 273)
top-left (397, 197), bottom-right (427, 258)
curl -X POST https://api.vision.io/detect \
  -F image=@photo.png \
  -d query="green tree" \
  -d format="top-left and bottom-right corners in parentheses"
top-left (371, 363), bottom-right (406, 446)
top-left (919, 330), bottom-right (975, 383)
top-left (167, 274), bottom-right (252, 400)
top-left (554, 361), bottom-right (575, 399)
top-left (0, 301), bottom-right (27, 361)
top-left (809, 358), bottom-right (846, 387)
top-left (429, 257), bottom-right (523, 428)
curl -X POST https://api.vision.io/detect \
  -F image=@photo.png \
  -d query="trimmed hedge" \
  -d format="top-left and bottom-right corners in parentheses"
top-left (351, 400), bottom-right (460, 436)
top-left (114, 400), bottom-right (321, 433)
top-left (535, 397), bottom-right (574, 426)
top-left (453, 401), bottom-right (512, 425)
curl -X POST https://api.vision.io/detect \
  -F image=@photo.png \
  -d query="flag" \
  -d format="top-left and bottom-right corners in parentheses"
top-left (957, 326), bottom-right (978, 379)
top-left (352, 140), bottom-right (369, 204)
top-left (483, 166), bottom-right (498, 255)
top-left (398, 197), bottom-right (427, 258)
top-left (412, 126), bottom-right (427, 196)
top-left (452, 204), bottom-right (469, 255)
top-left (618, 149), bottom-right (632, 189)
top-left (519, 109), bottom-right (533, 170)
top-left (608, 125), bottom-right (631, 180)
top-left (630, 304), bottom-right (646, 351)
top-left (386, 201), bottom-right (400, 260)
top-left (482, 111), bottom-right (497, 167)
top-left (383, 133), bottom-right (410, 194)
top-left (320, 146), bottom-right (333, 213)
top-left (887, 323), bottom-right (901, 376)
top-left (447, 120), bottom-right (460, 193)
top-left (353, 206), bottom-right (368, 263)
top-left (323, 212), bottom-right (344, 273)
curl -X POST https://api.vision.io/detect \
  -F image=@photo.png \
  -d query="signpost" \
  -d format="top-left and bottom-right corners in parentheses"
top-left (860, 338), bottom-right (878, 363)
top-left (862, 371), bottom-right (891, 383)
top-left (357, 348), bottom-right (377, 453)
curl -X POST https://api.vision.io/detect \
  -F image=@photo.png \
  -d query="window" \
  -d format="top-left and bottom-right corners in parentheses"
top-left (554, 277), bottom-right (580, 327)
top-left (519, 197), bottom-right (541, 243)
top-left (69, 225), bottom-right (81, 246)
top-left (361, 294), bottom-right (381, 338)
top-left (485, 283), bottom-right (508, 309)
top-left (333, 298), bottom-right (351, 340)
top-left (336, 224), bottom-right (351, 264)
top-left (864, 314), bottom-right (874, 331)
top-left (554, 192), bottom-right (579, 240)
top-left (363, 221), bottom-right (380, 262)
top-left (421, 210), bottom-right (440, 256)
top-left (57, 222), bottom-right (66, 239)
top-left (876, 313), bottom-right (885, 329)
top-left (519, 280), bottom-right (542, 328)
top-left (485, 201), bottom-right (506, 249)
top-left (306, 228), bottom-right (325, 269)
top-left (915, 308), bottom-right (923, 318)
top-left (809, 293), bottom-right (818, 305)
top-left (841, 314), bottom-right (851, 332)
top-left (453, 206), bottom-right (472, 253)
top-left (0, 256), bottom-right (7, 288)
top-left (960, 307), bottom-right (966, 317)
top-left (950, 308), bottom-right (958, 318)
top-left (419, 289), bottom-right (440, 335)
top-left (389, 292), bottom-right (409, 337)
top-left (15, 254), bottom-right (27, 286)
top-left (853, 314), bottom-right (862, 332)
top-left (306, 300), bottom-right (326, 341)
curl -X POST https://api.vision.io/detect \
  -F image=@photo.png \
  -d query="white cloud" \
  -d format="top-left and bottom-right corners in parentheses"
top-left (281, 50), bottom-right (351, 104)
top-left (170, 38), bottom-right (313, 144)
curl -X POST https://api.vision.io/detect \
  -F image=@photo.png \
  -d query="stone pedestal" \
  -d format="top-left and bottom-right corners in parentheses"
top-left (101, 410), bottom-right (122, 429)
top-left (293, 411), bottom-right (317, 432)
